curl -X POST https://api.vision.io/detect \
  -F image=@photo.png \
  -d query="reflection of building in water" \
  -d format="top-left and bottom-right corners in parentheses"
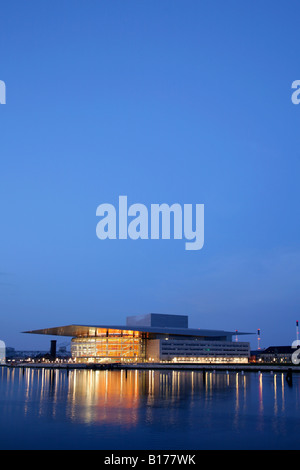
top-left (66, 370), bottom-right (142, 426)
top-left (60, 369), bottom-right (252, 424)
top-left (24, 314), bottom-right (252, 364)
top-left (1, 368), bottom-right (254, 427)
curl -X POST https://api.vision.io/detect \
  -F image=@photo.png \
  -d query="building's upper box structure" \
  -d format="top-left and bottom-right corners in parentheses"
top-left (126, 314), bottom-right (188, 329)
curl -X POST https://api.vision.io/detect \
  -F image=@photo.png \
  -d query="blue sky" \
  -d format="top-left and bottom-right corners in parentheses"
top-left (0, 1), bottom-right (300, 350)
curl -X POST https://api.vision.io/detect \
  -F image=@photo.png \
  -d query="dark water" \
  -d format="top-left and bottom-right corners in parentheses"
top-left (0, 366), bottom-right (300, 450)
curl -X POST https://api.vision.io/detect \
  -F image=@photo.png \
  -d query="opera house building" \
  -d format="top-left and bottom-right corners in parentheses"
top-left (25, 314), bottom-right (251, 364)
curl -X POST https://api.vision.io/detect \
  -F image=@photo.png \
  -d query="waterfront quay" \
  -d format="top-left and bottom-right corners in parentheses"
top-left (1, 362), bottom-right (300, 373)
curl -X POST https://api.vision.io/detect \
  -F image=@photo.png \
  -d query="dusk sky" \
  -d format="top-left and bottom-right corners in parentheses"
top-left (1, 1), bottom-right (300, 350)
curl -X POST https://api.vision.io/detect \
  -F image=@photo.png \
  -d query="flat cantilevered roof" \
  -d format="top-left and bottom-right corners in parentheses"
top-left (23, 324), bottom-right (253, 338)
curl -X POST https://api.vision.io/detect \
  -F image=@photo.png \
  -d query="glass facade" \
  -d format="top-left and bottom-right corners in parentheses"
top-left (71, 329), bottom-right (146, 363)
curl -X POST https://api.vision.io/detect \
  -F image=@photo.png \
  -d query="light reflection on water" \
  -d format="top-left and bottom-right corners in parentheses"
top-left (0, 367), bottom-right (300, 449)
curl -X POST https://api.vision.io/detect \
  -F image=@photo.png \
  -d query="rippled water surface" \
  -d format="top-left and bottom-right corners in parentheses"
top-left (0, 367), bottom-right (300, 450)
